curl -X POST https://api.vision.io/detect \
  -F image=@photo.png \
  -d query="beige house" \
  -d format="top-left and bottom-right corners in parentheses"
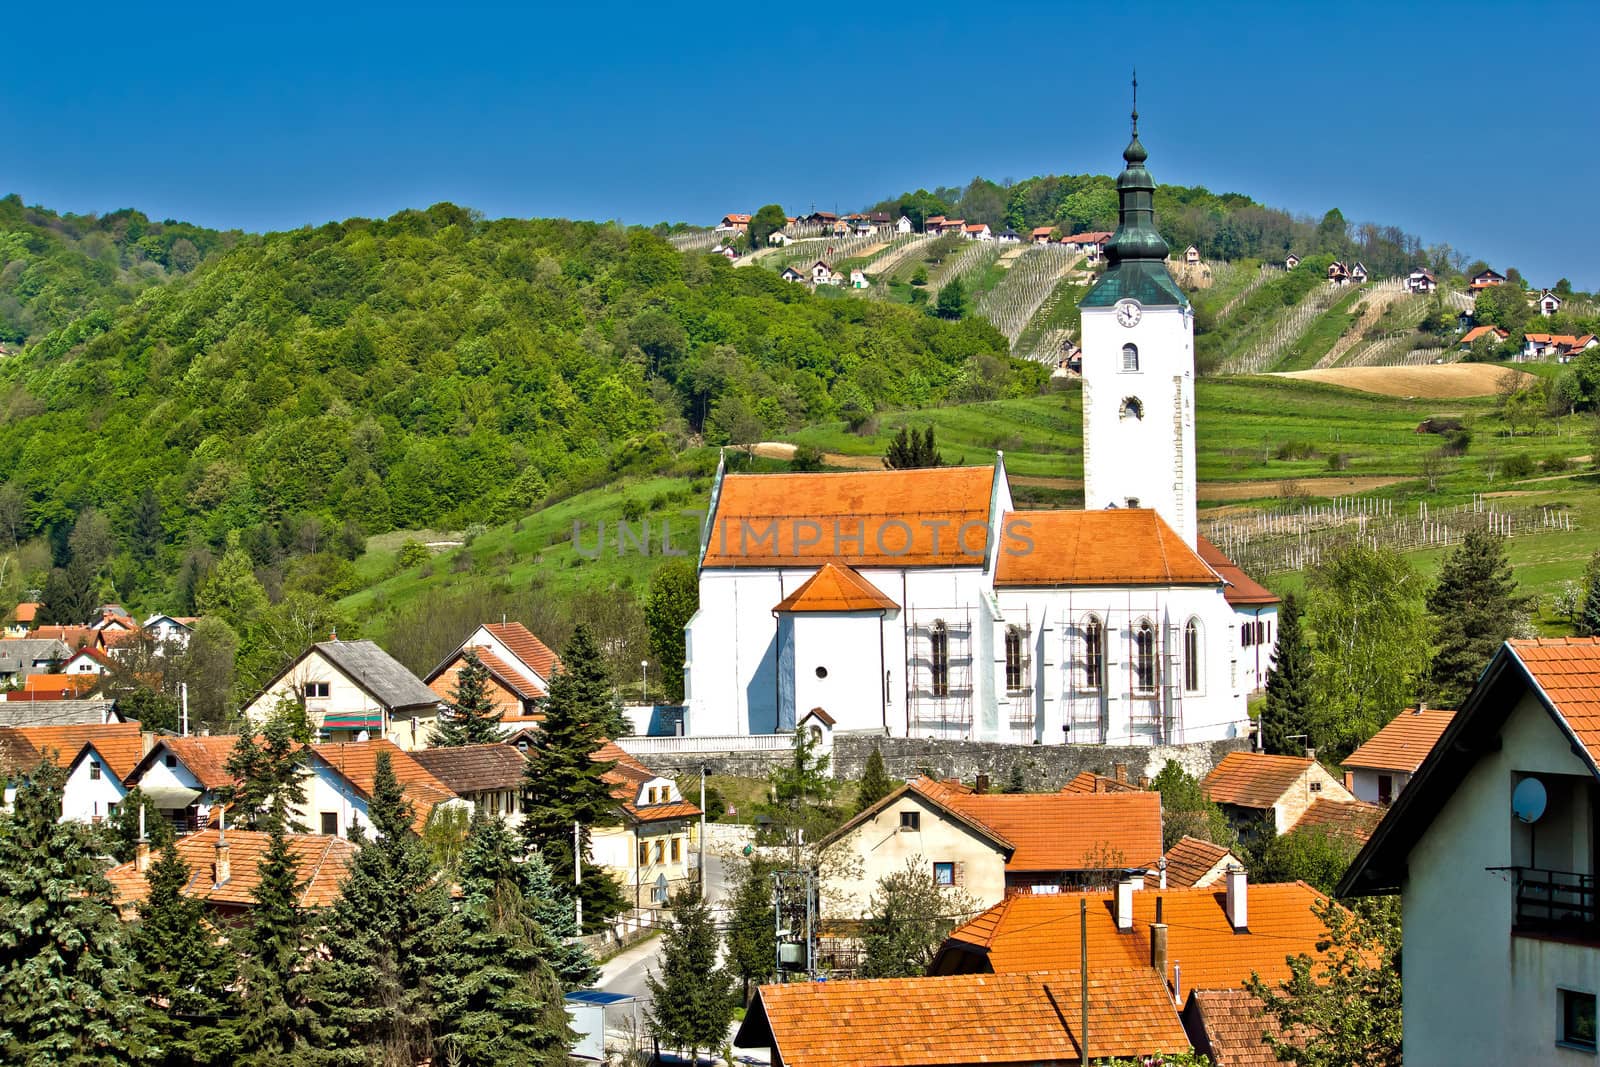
top-left (589, 742), bottom-right (701, 911)
top-left (1203, 750), bottom-right (1355, 835)
top-left (243, 640), bottom-right (441, 750)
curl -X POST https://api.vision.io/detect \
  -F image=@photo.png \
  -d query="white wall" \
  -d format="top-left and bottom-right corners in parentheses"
top-left (1402, 690), bottom-right (1600, 1066)
top-left (300, 761), bottom-right (371, 838)
top-left (61, 748), bottom-right (128, 824)
top-left (778, 612), bottom-right (891, 734)
top-left (244, 652), bottom-right (391, 743)
top-left (1080, 303), bottom-right (1197, 545)
top-left (133, 753), bottom-right (217, 823)
top-left (1350, 767), bottom-right (1411, 805)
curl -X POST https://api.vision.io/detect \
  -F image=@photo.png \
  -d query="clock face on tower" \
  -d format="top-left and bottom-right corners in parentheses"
top-left (1115, 299), bottom-right (1143, 328)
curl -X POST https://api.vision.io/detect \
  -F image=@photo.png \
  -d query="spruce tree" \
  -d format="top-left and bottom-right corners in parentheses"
top-left (724, 860), bottom-right (776, 1004)
top-left (521, 850), bottom-right (599, 990)
top-left (1262, 592), bottom-right (1313, 755)
top-left (430, 648), bottom-right (504, 746)
top-left (435, 810), bottom-right (573, 1066)
top-left (519, 624), bottom-right (627, 933)
top-left (132, 839), bottom-right (240, 1065)
top-left (1003, 762), bottom-right (1028, 794)
top-left (645, 888), bottom-right (736, 1063)
top-left (855, 745), bottom-right (893, 814)
top-left (303, 753), bottom-right (460, 1064)
top-left (1426, 528), bottom-right (1531, 705)
top-left (1579, 550), bottom-right (1600, 638)
top-left (234, 821), bottom-right (312, 1064)
top-left (224, 705), bottom-right (310, 832)
top-left (0, 760), bottom-right (149, 1062)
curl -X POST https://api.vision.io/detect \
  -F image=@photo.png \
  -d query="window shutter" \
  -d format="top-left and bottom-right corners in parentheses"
top-left (954, 861), bottom-right (966, 887)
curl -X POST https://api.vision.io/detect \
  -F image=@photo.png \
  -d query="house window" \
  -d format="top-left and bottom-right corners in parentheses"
top-left (1561, 989), bottom-right (1597, 1052)
top-left (651, 881), bottom-right (668, 905)
top-left (930, 621), bottom-right (949, 697)
top-left (90, 761), bottom-right (102, 781)
top-left (1310, 781), bottom-right (1322, 793)
top-left (900, 811), bottom-right (921, 832)
top-left (1377, 774), bottom-right (1394, 805)
top-left (671, 838), bottom-right (681, 863)
top-left (165, 754), bottom-right (177, 768)
top-left (1122, 343), bottom-right (1139, 371)
top-left (1120, 396), bottom-right (1143, 421)
top-left (933, 862), bottom-right (955, 886)
top-left (654, 839), bottom-right (664, 863)
top-left (1005, 626), bottom-right (1026, 691)
top-left (1184, 620), bottom-right (1201, 692)
top-left (321, 812), bottom-right (338, 836)
top-left (305, 682), bottom-right (331, 698)
top-left (639, 841), bottom-right (649, 866)
top-left (1133, 621), bottom-right (1157, 694)
top-left (1084, 617), bottom-right (1104, 690)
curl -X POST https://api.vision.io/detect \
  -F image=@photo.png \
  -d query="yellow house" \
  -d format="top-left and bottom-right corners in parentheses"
top-left (242, 640), bottom-right (442, 750)
top-left (590, 741), bottom-right (702, 911)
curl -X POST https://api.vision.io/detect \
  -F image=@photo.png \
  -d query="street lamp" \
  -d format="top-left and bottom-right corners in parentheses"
top-left (640, 660), bottom-right (649, 705)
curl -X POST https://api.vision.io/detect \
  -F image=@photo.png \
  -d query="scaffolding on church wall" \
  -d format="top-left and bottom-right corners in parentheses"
top-left (907, 607), bottom-right (974, 738)
top-left (1051, 591), bottom-right (1186, 746)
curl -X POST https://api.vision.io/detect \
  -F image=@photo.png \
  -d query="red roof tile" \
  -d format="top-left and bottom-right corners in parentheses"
top-left (1196, 537), bottom-right (1280, 606)
top-left (1203, 752), bottom-right (1316, 810)
top-left (1060, 771), bottom-right (1142, 794)
top-left (1290, 798), bottom-right (1384, 843)
top-left (106, 829), bottom-right (357, 911)
top-left (997, 509), bottom-right (1219, 587)
top-left (132, 735), bottom-right (244, 790)
top-left (773, 562), bottom-right (899, 613)
top-left (1189, 989), bottom-right (1292, 1067)
top-left (592, 741), bottom-right (702, 823)
top-left (482, 623), bottom-right (561, 680)
top-left (939, 787), bottom-right (1164, 871)
top-left (1155, 836), bottom-right (1239, 888)
top-left (11, 602), bottom-right (39, 624)
top-left (739, 968), bottom-right (1190, 1065)
top-left (1510, 638), bottom-right (1600, 765)
top-left (1343, 706), bottom-right (1455, 772)
top-left (309, 740), bottom-right (458, 834)
top-left (15, 723), bottom-right (143, 775)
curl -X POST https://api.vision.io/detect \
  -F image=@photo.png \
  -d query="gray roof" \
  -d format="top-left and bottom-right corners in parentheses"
top-left (0, 639), bottom-right (70, 674)
top-left (0, 699), bottom-right (120, 727)
top-left (315, 640), bottom-right (441, 712)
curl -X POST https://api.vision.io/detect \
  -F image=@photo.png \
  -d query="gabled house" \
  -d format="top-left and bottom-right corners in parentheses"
top-left (124, 734), bottom-right (244, 834)
top-left (779, 265), bottom-right (805, 283)
top-left (817, 775), bottom-right (1163, 918)
top-left (766, 230), bottom-right (795, 246)
top-left (1329, 261), bottom-right (1371, 286)
top-left (848, 268), bottom-right (869, 289)
top-left (995, 227), bottom-right (1021, 243)
top-left (426, 621), bottom-right (560, 732)
top-left (106, 828), bottom-right (357, 919)
top-left (734, 967), bottom-right (1191, 1066)
top-left (1349, 262), bottom-right (1370, 283)
top-left (1342, 704), bottom-right (1455, 804)
top-left (90, 607), bottom-right (139, 634)
top-left (1471, 268), bottom-right (1507, 291)
top-left (1202, 750), bottom-right (1355, 836)
top-left (0, 638), bottom-right (69, 687)
top-left (1339, 637), bottom-right (1600, 1065)
top-left (809, 259), bottom-right (836, 286)
top-left (1182, 244), bottom-right (1202, 264)
top-left (716, 213), bottom-right (751, 233)
top-left (409, 743), bottom-right (528, 825)
top-left (4, 602), bottom-right (39, 638)
top-left (8, 722), bottom-right (148, 823)
top-left (142, 614), bottom-right (197, 650)
top-left (895, 215), bottom-right (914, 234)
top-left (1059, 768), bottom-right (1143, 794)
top-left (244, 639), bottom-right (442, 749)
top-left (301, 739), bottom-right (465, 838)
top-left (1538, 289), bottom-right (1564, 316)
top-left (29, 625), bottom-right (97, 651)
top-left (1031, 226), bottom-right (1056, 245)
top-left (0, 729), bottom-right (40, 809)
top-left (1149, 835), bottom-right (1245, 889)
top-left (962, 222), bottom-right (992, 241)
top-left (1459, 324), bottom-right (1510, 351)
top-left (1284, 253), bottom-right (1301, 270)
top-left (1062, 231), bottom-right (1113, 260)
top-left (61, 646), bottom-right (113, 676)
top-left (1290, 795), bottom-right (1384, 844)
top-left (590, 741), bottom-right (701, 909)
top-left (1521, 332), bottom-right (1597, 361)
top-left (1406, 267), bottom-right (1438, 294)
top-left (0, 699), bottom-right (121, 728)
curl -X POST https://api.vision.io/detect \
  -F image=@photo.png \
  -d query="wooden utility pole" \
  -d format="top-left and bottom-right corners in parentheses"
top-left (1080, 897), bottom-right (1089, 1064)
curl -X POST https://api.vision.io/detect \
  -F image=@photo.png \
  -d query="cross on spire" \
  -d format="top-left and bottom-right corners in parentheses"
top-left (1131, 70), bottom-right (1139, 135)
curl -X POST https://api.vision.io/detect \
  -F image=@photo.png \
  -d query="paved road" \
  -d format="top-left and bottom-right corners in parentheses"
top-left (598, 848), bottom-right (732, 1006)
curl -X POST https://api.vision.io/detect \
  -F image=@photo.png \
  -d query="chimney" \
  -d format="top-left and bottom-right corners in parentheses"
top-left (1225, 866), bottom-right (1248, 931)
top-left (213, 837), bottom-right (230, 885)
top-left (1138, 775), bottom-right (1150, 789)
top-left (1115, 874), bottom-right (1138, 931)
top-left (975, 773), bottom-right (990, 795)
top-left (1416, 701), bottom-right (1427, 714)
top-left (1304, 746), bottom-right (1316, 762)
top-left (135, 841), bottom-right (151, 873)
top-left (1150, 896), bottom-right (1168, 984)
top-left (1112, 763), bottom-right (1128, 784)
top-left (1157, 856), bottom-right (1168, 891)
top-left (1344, 770), bottom-right (1354, 792)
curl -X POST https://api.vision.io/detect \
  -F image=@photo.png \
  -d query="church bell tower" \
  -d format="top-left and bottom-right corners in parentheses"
top-left (1078, 78), bottom-right (1197, 545)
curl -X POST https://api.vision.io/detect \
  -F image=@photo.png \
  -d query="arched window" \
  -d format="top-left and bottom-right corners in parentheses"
top-left (930, 620), bottom-right (949, 698)
top-left (1083, 616), bottom-right (1104, 690)
top-left (1122, 343), bottom-right (1139, 371)
top-left (1133, 620), bottom-right (1157, 693)
top-left (1184, 619), bottom-right (1201, 692)
top-left (1120, 396), bottom-right (1143, 420)
top-left (1005, 625), bottom-right (1026, 691)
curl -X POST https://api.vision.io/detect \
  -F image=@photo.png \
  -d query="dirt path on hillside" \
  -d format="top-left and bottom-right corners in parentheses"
top-left (1318, 288), bottom-right (1407, 367)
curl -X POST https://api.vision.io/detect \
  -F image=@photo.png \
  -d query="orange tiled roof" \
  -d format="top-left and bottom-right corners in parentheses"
top-left (1158, 836), bottom-right (1238, 888)
top-left (1291, 797), bottom-right (1384, 843)
top-left (482, 622), bottom-right (562, 680)
top-left (996, 509), bottom-right (1220, 587)
top-left (136, 735), bottom-right (243, 790)
top-left (15, 723), bottom-right (143, 773)
top-left (1196, 536), bottom-right (1280, 606)
top-left (1343, 706), bottom-right (1455, 772)
top-left (428, 647), bottom-right (545, 713)
top-left (1509, 638), bottom-right (1600, 764)
top-left (592, 741), bottom-right (702, 823)
top-left (30, 625), bottom-right (95, 648)
top-left (1060, 770), bottom-right (1142, 794)
top-left (773, 562), bottom-right (899, 613)
top-left (940, 881), bottom-right (1331, 994)
top-left (11, 602), bottom-right (39, 624)
top-left (703, 467), bottom-right (997, 568)
top-left (0, 729), bottom-right (42, 775)
top-left (309, 740), bottom-right (457, 834)
top-left (106, 829), bottom-right (357, 911)
top-left (739, 968), bottom-right (1190, 1066)
top-left (1203, 752), bottom-right (1316, 810)
top-left (1459, 325), bottom-right (1509, 345)
top-left (22, 673), bottom-right (101, 696)
top-left (938, 788), bottom-right (1164, 871)
top-left (1189, 989), bottom-right (1290, 1067)
top-left (1030, 226), bottom-right (1056, 237)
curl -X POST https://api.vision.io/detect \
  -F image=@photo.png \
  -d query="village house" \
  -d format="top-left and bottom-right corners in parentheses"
top-left (1061, 231), bottom-right (1113, 261)
top-left (1290, 795), bottom-right (1385, 845)
top-left (1522, 332), bottom-right (1598, 361)
top-left (1471, 268), bottom-right (1507, 291)
top-left (734, 967), bottom-right (1191, 1066)
top-left (244, 639), bottom-right (442, 749)
top-left (1284, 253), bottom-right (1301, 270)
top-left (141, 614), bottom-right (197, 651)
top-left (895, 215), bottom-right (914, 234)
top-left (0, 637), bottom-right (69, 687)
top-left (587, 741), bottom-right (701, 910)
top-left (962, 222), bottom-right (992, 241)
top-left (409, 742), bottom-right (528, 825)
top-left (1149, 835), bottom-right (1246, 890)
top-left (1459, 324), bottom-right (1510, 352)
top-left (807, 259), bottom-right (836, 286)
top-left (1538, 289), bottom-right (1564, 316)
top-left (1202, 750), bottom-right (1356, 836)
top-left (1406, 267), bottom-right (1438, 294)
top-left (1340, 637), bottom-right (1600, 1065)
top-left (816, 775), bottom-right (1162, 919)
top-left (0, 698), bottom-right (121, 728)
top-left (1342, 704), bottom-right (1455, 804)
top-left (779, 265), bottom-right (804, 283)
top-left (716, 213), bottom-right (751, 233)
top-left (1031, 225), bottom-right (1056, 245)
top-left (766, 230), bottom-right (795, 246)
top-left (123, 733), bottom-right (243, 834)
top-left (923, 215), bottom-right (947, 234)
top-left (106, 828), bottom-right (357, 920)
top-left (4, 602), bottom-right (39, 638)
top-left (1327, 261), bottom-right (1370, 286)
top-left (61, 646), bottom-right (112, 676)
top-left (1182, 244), bottom-right (1202, 264)
top-left (29, 625), bottom-right (98, 651)
top-left (995, 227), bottom-right (1021, 244)
top-left (300, 738), bottom-right (466, 838)
top-left (7, 722), bottom-right (149, 823)
top-left (425, 620), bottom-right (560, 732)
top-left (1184, 988), bottom-right (1295, 1067)
top-left (848, 268), bottom-right (869, 289)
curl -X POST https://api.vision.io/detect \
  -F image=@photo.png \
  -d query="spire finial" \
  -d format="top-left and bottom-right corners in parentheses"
top-left (1131, 69), bottom-right (1139, 135)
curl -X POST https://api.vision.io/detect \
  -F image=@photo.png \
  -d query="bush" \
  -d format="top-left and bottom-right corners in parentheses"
top-left (1443, 429), bottom-right (1472, 456)
top-left (1541, 453), bottom-right (1574, 474)
top-left (396, 539), bottom-right (429, 570)
top-left (1325, 452), bottom-right (1349, 472)
top-left (621, 497), bottom-right (645, 522)
top-left (790, 445), bottom-right (825, 472)
top-left (1503, 453), bottom-right (1536, 478)
top-left (1274, 441), bottom-right (1318, 461)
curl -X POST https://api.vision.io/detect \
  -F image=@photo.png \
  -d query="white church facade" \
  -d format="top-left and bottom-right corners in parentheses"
top-left (681, 110), bottom-right (1277, 747)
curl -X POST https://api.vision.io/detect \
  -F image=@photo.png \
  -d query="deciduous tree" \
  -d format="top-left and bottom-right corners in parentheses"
top-left (198, 531), bottom-right (269, 632)
top-left (644, 558), bottom-right (697, 704)
top-left (859, 857), bottom-right (977, 978)
top-left (1151, 759), bottom-right (1234, 852)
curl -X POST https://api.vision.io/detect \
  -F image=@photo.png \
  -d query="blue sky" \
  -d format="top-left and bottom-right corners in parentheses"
top-left (4, 0), bottom-right (1596, 288)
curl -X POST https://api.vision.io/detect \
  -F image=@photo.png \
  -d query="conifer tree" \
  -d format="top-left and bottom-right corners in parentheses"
top-left (646, 888), bottom-right (736, 1063)
top-left (519, 624), bottom-right (627, 932)
top-left (1426, 528), bottom-right (1530, 706)
top-left (303, 753), bottom-right (460, 1064)
top-left (1003, 762), bottom-right (1027, 794)
top-left (132, 839), bottom-right (240, 1065)
top-left (1579, 550), bottom-right (1600, 638)
top-left (234, 821), bottom-right (312, 1064)
top-left (429, 649), bottom-right (504, 746)
top-left (435, 810), bottom-right (573, 1066)
top-left (1262, 593), bottom-right (1313, 755)
top-left (724, 860), bottom-right (776, 1004)
top-left (224, 707), bottom-right (310, 832)
top-left (856, 745), bottom-right (893, 813)
top-left (521, 851), bottom-right (600, 990)
top-left (0, 760), bottom-right (148, 1062)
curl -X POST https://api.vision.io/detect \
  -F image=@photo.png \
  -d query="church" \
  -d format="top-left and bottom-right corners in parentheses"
top-left (681, 109), bottom-right (1279, 747)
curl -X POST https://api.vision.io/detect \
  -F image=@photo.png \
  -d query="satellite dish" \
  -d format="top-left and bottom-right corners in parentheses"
top-left (1512, 777), bottom-right (1547, 824)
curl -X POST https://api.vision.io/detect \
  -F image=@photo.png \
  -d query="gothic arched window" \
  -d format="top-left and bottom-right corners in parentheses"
top-left (1133, 619), bottom-right (1157, 693)
top-left (1083, 616), bottom-right (1104, 690)
top-left (1122, 343), bottom-right (1140, 372)
top-left (1120, 396), bottom-right (1143, 421)
top-left (930, 620), bottom-right (949, 698)
top-left (1005, 625), bottom-right (1026, 692)
top-left (1184, 619), bottom-right (1201, 692)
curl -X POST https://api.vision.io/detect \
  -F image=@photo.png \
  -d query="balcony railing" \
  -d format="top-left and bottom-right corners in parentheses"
top-left (1494, 866), bottom-right (1599, 934)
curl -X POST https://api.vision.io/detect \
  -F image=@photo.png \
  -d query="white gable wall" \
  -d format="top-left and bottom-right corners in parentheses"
top-left (61, 748), bottom-right (128, 824)
top-left (244, 651), bottom-right (390, 742)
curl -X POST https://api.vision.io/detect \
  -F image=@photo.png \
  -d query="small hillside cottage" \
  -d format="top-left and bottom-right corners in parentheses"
top-left (962, 223), bottom-right (992, 241)
top-left (767, 230), bottom-right (795, 246)
top-left (1539, 289), bottom-right (1565, 316)
top-left (1340, 638), bottom-right (1600, 1066)
top-left (300, 739), bottom-right (465, 838)
top-left (1406, 267), bottom-right (1438, 294)
top-left (809, 260), bottom-right (835, 286)
top-left (124, 733), bottom-right (244, 833)
top-left (1183, 244), bottom-right (1201, 264)
top-left (895, 215), bottom-right (914, 234)
top-left (1342, 705), bottom-right (1455, 804)
top-left (1471, 268), bottom-right (1507, 291)
top-left (243, 640), bottom-right (441, 749)
top-left (849, 268), bottom-right (869, 289)
top-left (425, 621), bottom-right (561, 733)
top-left (1202, 750), bottom-right (1356, 835)
top-left (779, 265), bottom-right (804, 283)
top-left (1031, 226), bottom-right (1056, 245)
top-left (1284, 253), bottom-right (1301, 270)
top-left (995, 228), bottom-right (1022, 244)
top-left (589, 741), bottom-right (701, 909)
